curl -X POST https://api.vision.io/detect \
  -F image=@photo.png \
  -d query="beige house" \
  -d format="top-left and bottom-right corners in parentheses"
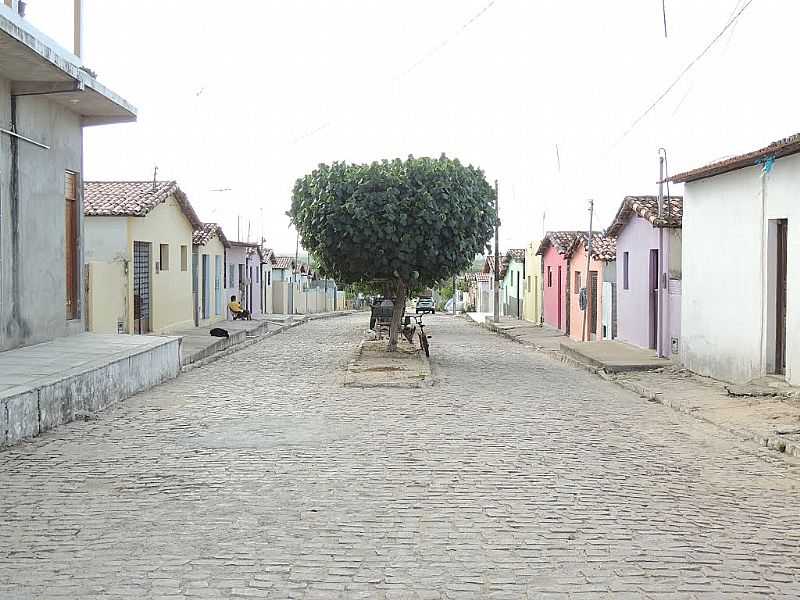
top-left (84, 181), bottom-right (201, 335)
top-left (192, 223), bottom-right (230, 326)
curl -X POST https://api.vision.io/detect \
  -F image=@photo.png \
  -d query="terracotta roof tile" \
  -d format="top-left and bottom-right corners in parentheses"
top-left (567, 232), bottom-right (616, 261)
top-left (85, 180), bottom-right (203, 230)
top-left (273, 256), bottom-right (295, 270)
top-left (505, 248), bottom-right (526, 262)
top-left (669, 132), bottom-right (800, 183)
top-left (606, 195), bottom-right (683, 237)
top-left (192, 222), bottom-right (230, 247)
top-left (536, 231), bottom-right (582, 256)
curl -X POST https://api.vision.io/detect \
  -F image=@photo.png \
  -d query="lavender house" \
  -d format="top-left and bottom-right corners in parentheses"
top-left (606, 196), bottom-right (682, 356)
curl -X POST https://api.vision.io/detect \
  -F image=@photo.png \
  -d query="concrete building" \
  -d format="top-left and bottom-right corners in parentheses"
top-left (564, 232), bottom-right (616, 342)
top-left (607, 195), bottom-right (682, 355)
top-left (536, 232), bottom-right (580, 333)
top-left (0, 5), bottom-right (181, 448)
top-left (671, 133), bottom-right (800, 385)
top-left (192, 223), bottom-right (230, 327)
top-left (260, 247), bottom-right (276, 316)
top-left (84, 181), bottom-right (201, 335)
top-left (0, 5), bottom-right (135, 352)
top-left (523, 242), bottom-right (543, 325)
top-left (501, 249), bottom-right (526, 318)
top-left (227, 241), bottom-right (265, 319)
top-left (271, 256), bottom-right (296, 314)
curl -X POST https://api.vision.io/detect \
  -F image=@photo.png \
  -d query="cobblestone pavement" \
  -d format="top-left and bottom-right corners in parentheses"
top-left (2, 314), bottom-right (800, 600)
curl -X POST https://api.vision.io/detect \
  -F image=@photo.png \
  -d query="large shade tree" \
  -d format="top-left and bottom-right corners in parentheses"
top-left (289, 155), bottom-right (496, 350)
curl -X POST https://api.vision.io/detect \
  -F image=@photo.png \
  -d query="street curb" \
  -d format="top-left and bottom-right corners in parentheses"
top-left (471, 315), bottom-right (800, 460)
top-left (180, 311), bottom-right (354, 374)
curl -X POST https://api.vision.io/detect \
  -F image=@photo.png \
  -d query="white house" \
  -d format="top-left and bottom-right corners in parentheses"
top-left (670, 133), bottom-right (800, 385)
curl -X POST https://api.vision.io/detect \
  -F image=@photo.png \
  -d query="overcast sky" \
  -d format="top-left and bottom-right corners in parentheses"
top-left (28, 0), bottom-right (800, 255)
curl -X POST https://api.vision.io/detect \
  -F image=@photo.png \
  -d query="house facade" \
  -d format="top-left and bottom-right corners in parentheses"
top-left (84, 182), bottom-right (200, 335)
top-left (227, 241), bottom-right (265, 318)
top-left (0, 6), bottom-right (135, 351)
top-left (502, 249), bottom-right (526, 318)
top-left (260, 247), bottom-right (275, 317)
top-left (565, 233), bottom-right (616, 341)
top-left (192, 223), bottom-right (230, 327)
top-left (671, 133), bottom-right (800, 385)
top-left (523, 242), bottom-right (543, 325)
top-left (537, 232), bottom-right (580, 333)
top-left (607, 195), bottom-right (682, 354)
top-left (271, 256), bottom-right (296, 314)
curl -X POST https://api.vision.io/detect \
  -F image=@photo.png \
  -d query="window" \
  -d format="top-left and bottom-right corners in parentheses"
top-left (228, 264), bottom-right (235, 288)
top-left (256, 267), bottom-right (260, 283)
top-left (159, 244), bottom-right (169, 271)
top-left (574, 271), bottom-right (581, 293)
top-left (547, 266), bottom-right (552, 287)
top-left (267, 270), bottom-right (271, 285)
top-left (527, 275), bottom-right (531, 293)
top-left (623, 252), bottom-right (629, 290)
top-left (238, 264), bottom-right (245, 287)
top-left (180, 245), bottom-right (188, 271)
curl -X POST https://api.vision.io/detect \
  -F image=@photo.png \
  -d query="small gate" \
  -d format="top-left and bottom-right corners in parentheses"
top-left (133, 241), bottom-right (151, 334)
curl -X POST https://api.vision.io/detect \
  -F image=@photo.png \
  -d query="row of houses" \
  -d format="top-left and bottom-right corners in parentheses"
top-left (469, 132), bottom-right (800, 387)
top-left (80, 180), bottom-right (340, 335)
top-left (0, 0), bottom-right (341, 357)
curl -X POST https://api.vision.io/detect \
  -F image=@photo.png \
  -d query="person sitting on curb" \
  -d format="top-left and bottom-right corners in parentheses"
top-left (228, 295), bottom-right (251, 320)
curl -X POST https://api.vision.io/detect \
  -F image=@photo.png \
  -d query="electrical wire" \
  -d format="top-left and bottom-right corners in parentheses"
top-left (614, 0), bottom-right (756, 147)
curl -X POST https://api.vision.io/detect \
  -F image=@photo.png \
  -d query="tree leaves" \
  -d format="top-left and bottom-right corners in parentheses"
top-left (289, 156), bottom-right (497, 288)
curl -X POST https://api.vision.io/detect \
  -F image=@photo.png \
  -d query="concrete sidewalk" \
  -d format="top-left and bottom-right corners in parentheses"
top-left (1, 333), bottom-right (180, 446)
top-left (560, 338), bottom-right (671, 372)
top-left (467, 313), bottom-right (564, 352)
top-left (175, 318), bottom-right (273, 367)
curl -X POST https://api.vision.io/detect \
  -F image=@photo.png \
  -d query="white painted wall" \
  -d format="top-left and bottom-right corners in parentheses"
top-left (682, 153), bottom-right (800, 384)
top-left (85, 216), bottom-right (127, 262)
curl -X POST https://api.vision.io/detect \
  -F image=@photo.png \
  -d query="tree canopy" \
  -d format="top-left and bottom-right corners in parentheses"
top-left (289, 155), bottom-right (497, 290)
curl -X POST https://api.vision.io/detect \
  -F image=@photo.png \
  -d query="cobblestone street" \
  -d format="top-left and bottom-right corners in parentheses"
top-left (2, 314), bottom-right (800, 599)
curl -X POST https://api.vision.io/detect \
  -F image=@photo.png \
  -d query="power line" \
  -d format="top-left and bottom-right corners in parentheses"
top-left (614, 0), bottom-right (755, 146)
top-left (287, 0), bottom-right (499, 146)
top-left (399, 0), bottom-right (498, 78)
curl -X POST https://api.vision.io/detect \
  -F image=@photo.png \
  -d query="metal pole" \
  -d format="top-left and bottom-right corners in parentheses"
top-left (581, 199), bottom-right (594, 341)
top-left (74, 0), bottom-right (83, 58)
top-left (452, 275), bottom-right (456, 315)
top-left (493, 180), bottom-right (500, 323)
top-left (657, 154), bottom-right (666, 357)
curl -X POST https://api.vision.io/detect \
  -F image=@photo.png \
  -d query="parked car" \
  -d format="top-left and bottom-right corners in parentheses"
top-left (416, 297), bottom-right (435, 314)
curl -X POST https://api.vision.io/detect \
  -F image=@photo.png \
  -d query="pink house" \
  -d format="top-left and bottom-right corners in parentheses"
top-left (536, 232), bottom-right (580, 333)
top-left (564, 233), bottom-right (617, 341)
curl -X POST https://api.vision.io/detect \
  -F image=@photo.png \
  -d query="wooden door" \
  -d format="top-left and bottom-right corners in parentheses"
top-left (65, 172), bottom-right (78, 319)
top-left (557, 265), bottom-right (562, 329)
top-left (776, 220), bottom-right (788, 374)
top-left (589, 271), bottom-right (599, 340)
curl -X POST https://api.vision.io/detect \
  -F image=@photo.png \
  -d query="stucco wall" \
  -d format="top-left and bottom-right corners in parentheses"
top-left (195, 235), bottom-right (226, 327)
top-left (86, 261), bottom-right (127, 334)
top-left (85, 216), bottom-right (127, 262)
top-left (681, 164), bottom-right (765, 383)
top-left (568, 244), bottom-right (605, 341)
top-left (541, 246), bottom-right (567, 332)
top-left (128, 197), bottom-right (194, 334)
top-left (503, 260), bottom-right (524, 317)
top-left (523, 244), bottom-right (542, 324)
top-left (0, 80), bottom-right (85, 352)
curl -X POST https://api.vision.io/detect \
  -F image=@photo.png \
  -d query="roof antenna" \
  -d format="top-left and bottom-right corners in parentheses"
top-left (152, 165), bottom-right (158, 192)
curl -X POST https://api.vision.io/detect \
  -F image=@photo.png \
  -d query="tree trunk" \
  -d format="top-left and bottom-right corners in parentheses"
top-left (386, 280), bottom-right (407, 352)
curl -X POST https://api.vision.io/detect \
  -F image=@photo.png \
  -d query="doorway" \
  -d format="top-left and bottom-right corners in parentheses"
top-left (649, 249), bottom-right (659, 350)
top-left (133, 241), bottom-right (151, 334)
top-left (557, 265), bottom-right (562, 329)
top-left (774, 219), bottom-right (788, 374)
top-left (589, 270), bottom-right (598, 340)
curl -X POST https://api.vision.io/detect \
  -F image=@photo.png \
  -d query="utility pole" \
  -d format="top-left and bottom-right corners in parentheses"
top-left (452, 275), bottom-right (456, 316)
top-left (74, 0), bottom-right (83, 58)
top-left (581, 199), bottom-right (594, 342)
top-left (237, 215), bottom-right (241, 242)
top-left (657, 152), bottom-right (666, 358)
top-left (493, 180), bottom-right (500, 323)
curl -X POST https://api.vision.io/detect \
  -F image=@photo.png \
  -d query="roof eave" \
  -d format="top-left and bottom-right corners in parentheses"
top-left (0, 9), bottom-right (136, 124)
